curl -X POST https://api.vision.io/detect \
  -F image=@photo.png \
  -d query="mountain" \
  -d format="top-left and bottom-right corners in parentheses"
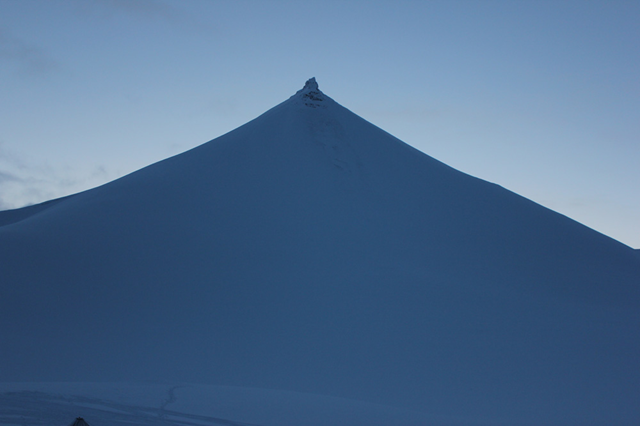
top-left (1, 78), bottom-right (639, 425)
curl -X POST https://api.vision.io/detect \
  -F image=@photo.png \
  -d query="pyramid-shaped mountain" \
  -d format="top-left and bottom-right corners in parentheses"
top-left (1, 79), bottom-right (639, 424)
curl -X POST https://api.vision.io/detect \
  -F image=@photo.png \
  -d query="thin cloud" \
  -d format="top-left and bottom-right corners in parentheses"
top-left (0, 170), bottom-right (20, 182)
top-left (98, 0), bottom-right (179, 20)
top-left (77, 0), bottom-right (178, 21)
top-left (73, 0), bottom-right (214, 34)
top-left (0, 143), bottom-right (111, 210)
top-left (0, 29), bottom-right (57, 75)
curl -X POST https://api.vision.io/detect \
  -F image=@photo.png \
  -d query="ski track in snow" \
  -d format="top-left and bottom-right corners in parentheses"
top-left (159, 386), bottom-right (181, 420)
top-left (0, 390), bottom-right (260, 426)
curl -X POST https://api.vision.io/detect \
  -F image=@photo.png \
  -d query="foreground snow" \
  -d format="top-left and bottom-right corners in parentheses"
top-left (0, 382), bottom-right (479, 426)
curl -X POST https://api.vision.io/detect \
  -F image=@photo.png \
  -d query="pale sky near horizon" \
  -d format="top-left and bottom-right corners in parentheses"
top-left (1, 0), bottom-right (638, 248)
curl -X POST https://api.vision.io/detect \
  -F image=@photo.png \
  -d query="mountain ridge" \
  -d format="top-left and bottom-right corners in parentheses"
top-left (1, 79), bottom-right (639, 424)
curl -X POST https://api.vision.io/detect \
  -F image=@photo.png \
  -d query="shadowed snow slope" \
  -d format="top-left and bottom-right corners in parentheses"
top-left (1, 79), bottom-right (639, 425)
top-left (0, 382), bottom-right (462, 426)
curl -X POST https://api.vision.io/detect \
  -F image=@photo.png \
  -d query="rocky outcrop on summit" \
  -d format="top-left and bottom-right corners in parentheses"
top-left (295, 77), bottom-right (326, 107)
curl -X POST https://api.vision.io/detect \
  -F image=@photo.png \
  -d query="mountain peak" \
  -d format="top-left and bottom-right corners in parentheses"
top-left (294, 77), bottom-right (326, 107)
top-left (303, 77), bottom-right (319, 91)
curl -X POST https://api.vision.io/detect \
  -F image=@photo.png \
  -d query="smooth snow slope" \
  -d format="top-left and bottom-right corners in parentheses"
top-left (0, 382), bottom-right (464, 426)
top-left (1, 79), bottom-right (639, 425)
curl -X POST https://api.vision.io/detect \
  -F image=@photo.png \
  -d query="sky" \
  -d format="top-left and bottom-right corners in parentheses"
top-left (0, 0), bottom-right (638, 248)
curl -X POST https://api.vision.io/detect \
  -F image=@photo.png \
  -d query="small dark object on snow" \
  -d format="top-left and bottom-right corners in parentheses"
top-left (69, 418), bottom-right (90, 426)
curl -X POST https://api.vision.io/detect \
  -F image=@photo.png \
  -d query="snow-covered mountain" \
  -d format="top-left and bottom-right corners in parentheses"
top-left (1, 79), bottom-right (639, 425)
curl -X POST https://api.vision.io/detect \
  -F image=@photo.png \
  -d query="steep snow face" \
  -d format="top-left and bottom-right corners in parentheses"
top-left (1, 80), bottom-right (639, 425)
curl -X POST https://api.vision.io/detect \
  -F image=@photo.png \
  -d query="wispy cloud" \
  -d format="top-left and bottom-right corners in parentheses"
top-left (0, 170), bottom-right (22, 185)
top-left (96, 0), bottom-right (180, 20)
top-left (0, 28), bottom-right (57, 76)
top-left (0, 143), bottom-right (110, 211)
top-left (72, 0), bottom-right (214, 34)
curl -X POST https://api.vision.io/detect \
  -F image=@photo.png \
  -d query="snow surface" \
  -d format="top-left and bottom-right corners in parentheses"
top-left (1, 79), bottom-right (639, 425)
top-left (0, 382), bottom-right (470, 426)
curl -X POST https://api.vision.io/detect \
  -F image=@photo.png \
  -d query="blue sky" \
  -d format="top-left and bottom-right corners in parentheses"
top-left (0, 0), bottom-right (638, 248)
